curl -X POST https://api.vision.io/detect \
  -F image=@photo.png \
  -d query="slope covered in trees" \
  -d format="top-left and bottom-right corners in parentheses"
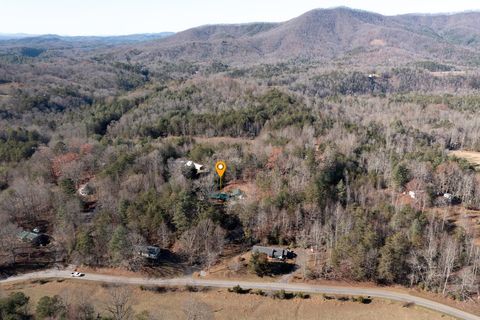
top-left (1, 7), bottom-right (480, 305)
top-left (135, 7), bottom-right (480, 64)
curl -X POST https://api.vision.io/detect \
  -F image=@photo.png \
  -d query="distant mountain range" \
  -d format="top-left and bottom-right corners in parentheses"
top-left (0, 33), bottom-right (39, 40)
top-left (0, 32), bottom-right (174, 43)
top-left (2, 8), bottom-right (480, 66)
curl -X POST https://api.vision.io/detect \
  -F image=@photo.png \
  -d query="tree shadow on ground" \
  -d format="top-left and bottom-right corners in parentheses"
top-left (266, 262), bottom-right (296, 276)
top-left (141, 249), bottom-right (194, 277)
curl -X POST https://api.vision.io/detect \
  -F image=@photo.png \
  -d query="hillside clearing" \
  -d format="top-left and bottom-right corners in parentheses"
top-left (449, 150), bottom-right (480, 168)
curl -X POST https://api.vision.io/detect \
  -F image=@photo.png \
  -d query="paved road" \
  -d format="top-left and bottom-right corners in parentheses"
top-left (1, 269), bottom-right (479, 320)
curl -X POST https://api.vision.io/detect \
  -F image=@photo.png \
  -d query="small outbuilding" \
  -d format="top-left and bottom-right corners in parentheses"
top-left (209, 192), bottom-right (230, 201)
top-left (18, 231), bottom-right (50, 246)
top-left (230, 189), bottom-right (245, 199)
top-left (185, 161), bottom-right (208, 173)
top-left (78, 183), bottom-right (94, 197)
top-left (136, 245), bottom-right (161, 260)
top-left (252, 245), bottom-right (294, 260)
top-left (443, 193), bottom-right (453, 200)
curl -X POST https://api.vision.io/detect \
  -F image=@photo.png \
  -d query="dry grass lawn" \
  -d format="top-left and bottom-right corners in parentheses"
top-left (429, 206), bottom-right (480, 246)
top-left (449, 150), bottom-right (480, 168)
top-left (431, 71), bottom-right (467, 77)
top-left (0, 279), bottom-right (454, 320)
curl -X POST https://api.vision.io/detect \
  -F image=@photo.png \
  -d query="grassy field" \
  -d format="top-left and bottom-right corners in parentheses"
top-left (449, 150), bottom-right (480, 168)
top-left (0, 279), bottom-right (454, 320)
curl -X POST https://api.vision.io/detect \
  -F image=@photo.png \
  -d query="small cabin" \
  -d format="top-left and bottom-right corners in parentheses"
top-left (209, 192), bottom-right (229, 201)
top-left (185, 161), bottom-right (207, 173)
top-left (252, 245), bottom-right (294, 260)
top-left (18, 231), bottom-right (49, 246)
top-left (136, 245), bottom-right (161, 260)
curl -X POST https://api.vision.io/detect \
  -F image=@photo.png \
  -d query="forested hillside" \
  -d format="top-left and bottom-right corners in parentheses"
top-left (134, 7), bottom-right (480, 65)
top-left (1, 7), bottom-right (480, 304)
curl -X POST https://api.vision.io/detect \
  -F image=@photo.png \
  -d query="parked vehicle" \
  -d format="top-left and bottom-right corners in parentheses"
top-left (70, 272), bottom-right (85, 277)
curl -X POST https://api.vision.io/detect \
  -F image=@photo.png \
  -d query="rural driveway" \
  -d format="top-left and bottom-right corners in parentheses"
top-left (1, 269), bottom-right (479, 320)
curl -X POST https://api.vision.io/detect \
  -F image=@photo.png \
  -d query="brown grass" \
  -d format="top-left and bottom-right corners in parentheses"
top-left (429, 206), bottom-right (480, 246)
top-left (222, 180), bottom-right (257, 200)
top-left (0, 280), bottom-right (454, 320)
top-left (192, 136), bottom-right (254, 145)
top-left (431, 71), bottom-right (467, 77)
top-left (449, 150), bottom-right (480, 168)
top-left (370, 39), bottom-right (386, 46)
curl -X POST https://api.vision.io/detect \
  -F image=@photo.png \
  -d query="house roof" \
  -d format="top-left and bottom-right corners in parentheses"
top-left (209, 193), bottom-right (229, 201)
top-left (136, 245), bottom-right (160, 258)
top-left (230, 189), bottom-right (244, 197)
top-left (253, 245), bottom-right (289, 259)
top-left (185, 161), bottom-right (203, 171)
top-left (18, 231), bottom-right (39, 241)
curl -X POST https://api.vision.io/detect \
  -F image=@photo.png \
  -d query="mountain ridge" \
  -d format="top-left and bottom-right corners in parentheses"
top-left (2, 7), bottom-right (480, 66)
top-left (132, 7), bottom-right (480, 65)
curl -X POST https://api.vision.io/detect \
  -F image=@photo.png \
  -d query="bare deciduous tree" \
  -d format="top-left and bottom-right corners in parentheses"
top-left (105, 286), bottom-right (134, 320)
top-left (441, 238), bottom-right (458, 295)
top-left (180, 219), bottom-right (225, 267)
top-left (0, 215), bottom-right (20, 265)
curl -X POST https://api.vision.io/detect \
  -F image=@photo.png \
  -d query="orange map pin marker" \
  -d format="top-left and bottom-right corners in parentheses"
top-left (215, 161), bottom-right (226, 177)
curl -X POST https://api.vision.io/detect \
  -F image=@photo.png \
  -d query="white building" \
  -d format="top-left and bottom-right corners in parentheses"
top-left (185, 160), bottom-right (208, 173)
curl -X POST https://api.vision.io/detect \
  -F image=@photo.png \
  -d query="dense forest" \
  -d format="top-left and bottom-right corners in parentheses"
top-left (2, 8), bottom-right (480, 305)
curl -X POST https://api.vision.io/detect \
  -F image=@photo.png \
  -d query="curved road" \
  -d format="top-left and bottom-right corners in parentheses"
top-left (1, 269), bottom-right (478, 320)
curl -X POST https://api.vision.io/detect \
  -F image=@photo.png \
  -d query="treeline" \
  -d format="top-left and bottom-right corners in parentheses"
top-left (107, 88), bottom-right (322, 139)
top-left (0, 128), bottom-right (47, 162)
top-left (292, 68), bottom-right (480, 98)
top-left (11, 87), bottom-right (94, 113)
top-left (390, 94), bottom-right (480, 112)
top-left (85, 99), bottom-right (138, 136)
top-left (136, 89), bottom-right (316, 138)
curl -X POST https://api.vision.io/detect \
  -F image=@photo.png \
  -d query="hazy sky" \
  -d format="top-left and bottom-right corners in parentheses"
top-left (1, 0), bottom-right (480, 36)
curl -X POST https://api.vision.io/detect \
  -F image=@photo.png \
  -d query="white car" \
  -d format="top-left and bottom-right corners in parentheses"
top-left (70, 272), bottom-right (85, 277)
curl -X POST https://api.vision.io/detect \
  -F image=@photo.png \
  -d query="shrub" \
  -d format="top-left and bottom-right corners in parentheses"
top-left (59, 178), bottom-right (76, 195)
top-left (228, 285), bottom-right (250, 294)
top-left (337, 296), bottom-right (350, 301)
top-left (0, 292), bottom-right (30, 318)
top-left (304, 268), bottom-right (317, 280)
top-left (31, 279), bottom-right (51, 285)
top-left (352, 296), bottom-right (371, 304)
top-left (273, 289), bottom-right (286, 299)
top-left (250, 289), bottom-right (266, 296)
top-left (36, 295), bottom-right (66, 319)
top-left (185, 285), bottom-right (198, 292)
top-left (139, 285), bottom-right (168, 293)
top-left (295, 292), bottom-right (310, 299)
top-left (402, 302), bottom-right (415, 308)
top-left (272, 290), bottom-right (294, 300)
top-left (249, 252), bottom-right (269, 276)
